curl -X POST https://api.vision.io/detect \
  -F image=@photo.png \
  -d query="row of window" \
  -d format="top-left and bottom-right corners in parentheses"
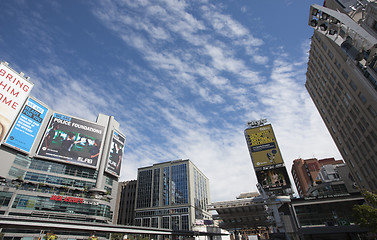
top-left (135, 215), bottom-right (190, 230)
top-left (14, 155), bottom-right (98, 180)
top-left (24, 171), bottom-right (96, 189)
top-left (0, 192), bottom-right (112, 219)
top-left (135, 207), bottom-right (189, 217)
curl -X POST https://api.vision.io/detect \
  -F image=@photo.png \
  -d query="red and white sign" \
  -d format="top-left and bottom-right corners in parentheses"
top-left (50, 195), bottom-right (84, 204)
top-left (0, 62), bottom-right (33, 143)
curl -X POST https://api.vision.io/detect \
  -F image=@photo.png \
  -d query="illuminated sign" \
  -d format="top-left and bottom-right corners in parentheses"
top-left (255, 166), bottom-right (291, 191)
top-left (0, 62), bottom-right (33, 143)
top-left (5, 98), bottom-right (48, 153)
top-left (244, 124), bottom-right (284, 168)
top-left (36, 112), bottom-right (105, 168)
top-left (50, 195), bottom-right (84, 204)
top-left (105, 130), bottom-right (125, 177)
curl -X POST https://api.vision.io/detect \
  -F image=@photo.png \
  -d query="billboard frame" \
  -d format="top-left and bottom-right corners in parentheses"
top-left (4, 97), bottom-right (49, 154)
top-left (105, 130), bottom-right (126, 177)
top-left (0, 62), bottom-right (34, 144)
top-left (35, 112), bottom-right (106, 169)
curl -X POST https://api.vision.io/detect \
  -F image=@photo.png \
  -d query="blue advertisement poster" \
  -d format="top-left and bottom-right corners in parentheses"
top-left (5, 98), bottom-right (48, 153)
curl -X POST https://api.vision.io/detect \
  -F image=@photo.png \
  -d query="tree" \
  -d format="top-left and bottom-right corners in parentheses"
top-left (353, 190), bottom-right (377, 232)
top-left (110, 233), bottom-right (124, 240)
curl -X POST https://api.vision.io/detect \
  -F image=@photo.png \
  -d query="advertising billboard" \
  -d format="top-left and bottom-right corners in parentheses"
top-left (0, 62), bottom-right (33, 143)
top-left (105, 130), bottom-right (125, 177)
top-left (5, 98), bottom-right (48, 153)
top-left (244, 124), bottom-right (284, 169)
top-left (36, 112), bottom-right (105, 168)
top-left (255, 166), bottom-right (291, 191)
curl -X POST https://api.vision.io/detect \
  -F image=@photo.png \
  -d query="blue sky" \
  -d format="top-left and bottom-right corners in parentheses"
top-left (0, 0), bottom-right (341, 201)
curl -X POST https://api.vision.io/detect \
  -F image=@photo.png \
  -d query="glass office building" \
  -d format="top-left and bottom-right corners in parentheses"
top-left (134, 159), bottom-right (211, 231)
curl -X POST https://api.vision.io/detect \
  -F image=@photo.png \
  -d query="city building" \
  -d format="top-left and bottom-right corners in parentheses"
top-left (279, 194), bottom-right (368, 240)
top-left (115, 180), bottom-right (137, 225)
top-left (134, 159), bottom-right (211, 231)
top-left (0, 62), bottom-right (125, 239)
top-left (306, 0), bottom-right (377, 192)
top-left (305, 163), bottom-right (359, 197)
top-left (291, 157), bottom-right (344, 197)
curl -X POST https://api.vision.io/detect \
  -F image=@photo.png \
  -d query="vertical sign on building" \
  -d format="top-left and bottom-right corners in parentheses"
top-left (245, 120), bottom-right (291, 193)
top-left (105, 130), bottom-right (125, 177)
top-left (5, 98), bottom-right (48, 153)
top-left (0, 62), bottom-right (33, 143)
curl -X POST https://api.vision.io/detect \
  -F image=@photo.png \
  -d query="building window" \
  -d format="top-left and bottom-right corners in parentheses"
top-left (368, 105), bottom-right (377, 117)
top-left (315, 33), bottom-right (321, 42)
top-left (349, 80), bottom-right (357, 91)
top-left (163, 167), bottom-right (170, 206)
top-left (0, 192), bottom-right (13, 207)
top-left (153, 168), bottom-right (160, 207)
top-left (135, 218), bottom-right (141, 226)
top-left (162, 216), bottom-right (170, 229)
top-left (151, 217), bottom-right (159, 228)
top-left (358, 93), bottom-right (367, 104)
top-left (343, 96), bottom-right (350, 106)
top-left (328, 50), bottom-right (334, 59)
top-left (335, 59), bottom-right (341, 69)
top-left (341, 69), bottom-right (349, 79)
top-left (136, 170), bottom-right (152, 208)
top-left (335, 87), bottom-right (342, 96)
top-left (321, 41), bottom-right (328, 51)
top-left (171, 215), bottom-right (180, 230)
top-left (105, 176), bottom-right (113, 186)
top-left (171, 164), bottom-right (188, 205)
top-left (181, 215), bottom-right (189, 230)
top-left (142, 218), bottom-right (150, 227)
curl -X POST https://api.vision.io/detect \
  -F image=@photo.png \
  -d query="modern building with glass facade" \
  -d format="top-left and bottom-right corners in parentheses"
top-left (0, 63), bottom-right (125, 239)
top-left (0, 111), bottom-right (124, 238)
top-left (306, 0), bottom-right (377, 192)
top-left (134, 159), bottom-right (211, 231)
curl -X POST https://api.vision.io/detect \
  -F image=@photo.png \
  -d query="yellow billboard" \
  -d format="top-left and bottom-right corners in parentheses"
top-left (244, 124), bottom-right (284, 168)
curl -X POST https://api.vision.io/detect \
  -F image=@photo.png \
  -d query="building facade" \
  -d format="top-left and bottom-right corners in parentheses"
top-left (134, 159), bottom-right (211, 231)
top-left (291, 158), bottom-right (344, 197)
top-left (306, 0), bottom-right (377, 192)
top-left (115, 180), bottom-right (137, 225)
top-left (0, 62), bottom-right (125, 238)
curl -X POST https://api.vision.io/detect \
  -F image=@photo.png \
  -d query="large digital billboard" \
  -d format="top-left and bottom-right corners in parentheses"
top-left (0, 62), bottom-right (33, 143)
top-left (105, 130), bottom-right (125, 177)
top-left (244, 124), bottom-right (284, 169)
top-left (5, 98), bottom-right (48, 153)
top-left (255, 166), bottom-right (291, 191)
top-left (36, 113), bottom-right (105, 168)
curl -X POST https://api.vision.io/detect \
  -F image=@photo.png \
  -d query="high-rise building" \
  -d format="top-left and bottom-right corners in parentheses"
top-left (134, 159), bottom-right (211, 231)
top-left (306, 0), bottom-right (377, 192)
top-left (115, 180), bottom-right (137, 225)
top-left (291, 157), bottom-right (344, 197)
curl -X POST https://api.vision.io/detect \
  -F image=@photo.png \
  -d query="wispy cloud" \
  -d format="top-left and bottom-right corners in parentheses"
top-left (0, 0), bottom-right (341, 202)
